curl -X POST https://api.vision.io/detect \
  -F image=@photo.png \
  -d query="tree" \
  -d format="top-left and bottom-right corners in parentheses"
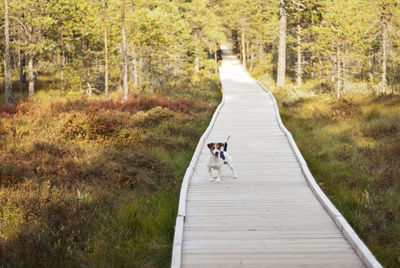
top-left (371, 0), bottom-right (399, 95)
top-left (287, 0), bottom-right (307, 87)
top-left (4, 0), bottom-right (13, 106)
top-left (121, 0), bottom-right (128, 101)
top-left (277, 0), bottom-right (287, 87)
top-left (102, 0), bottom-right (109, 101)
top-left (312, 0), bottom-right (368, 98)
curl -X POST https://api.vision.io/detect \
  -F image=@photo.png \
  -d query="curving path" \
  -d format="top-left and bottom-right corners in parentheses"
top-left (171, 51), bottom-right (381, 267)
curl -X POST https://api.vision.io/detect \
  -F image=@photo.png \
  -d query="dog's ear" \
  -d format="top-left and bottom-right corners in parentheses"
top-left (218, 143), bottom-right (224, 147)
top-left (207, 143), bottom-right (213, 149)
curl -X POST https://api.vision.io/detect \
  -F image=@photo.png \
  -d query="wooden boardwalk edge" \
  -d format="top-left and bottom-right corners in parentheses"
top-left (246, 74), bottom-right (382, 268)
top-left (171, 79), bottom-right (226, 268)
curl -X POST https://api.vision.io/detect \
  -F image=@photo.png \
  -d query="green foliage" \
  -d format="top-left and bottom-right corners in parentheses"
top-left (1, 0), bottom-right (224, 97)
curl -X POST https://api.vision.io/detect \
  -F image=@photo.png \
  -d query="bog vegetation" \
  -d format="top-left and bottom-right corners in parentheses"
top-left (0, 0), bottom-right (223, 266)
top-left (1, 0), bottom-right (400, 267)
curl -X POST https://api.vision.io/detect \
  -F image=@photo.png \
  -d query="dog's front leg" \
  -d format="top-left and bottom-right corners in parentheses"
top-left (208, 166), bottom-right (214, 182)
top-left (216, 168), bottom-right (222, 183)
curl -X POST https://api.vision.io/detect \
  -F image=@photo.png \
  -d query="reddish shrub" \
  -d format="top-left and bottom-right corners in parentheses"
top-left (0, 104), bottom-right (17, 117)
top-left (50, 95), bottom-right (199, 116)
top-left (87, 113), bottom-right (120, 138)
top-left (330, 98), bottom-right (360, 121)
top-left (0, 101), bottom-right (44, 119)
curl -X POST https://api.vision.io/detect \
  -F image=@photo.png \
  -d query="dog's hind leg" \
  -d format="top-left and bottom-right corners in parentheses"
top-left (208, 167), bottom-right (214, 182)
top-left (226, 162), bottom-right (238, 179)
top-left (231, 166), bottom-right (238, 179)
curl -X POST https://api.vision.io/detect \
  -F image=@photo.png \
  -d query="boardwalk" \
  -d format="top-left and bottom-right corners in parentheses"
top-left (171, 52), bottom-right (381, 267)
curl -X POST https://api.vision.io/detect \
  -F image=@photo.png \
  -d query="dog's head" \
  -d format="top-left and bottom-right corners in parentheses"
top-left (207, 142), bottom-right (225, 158)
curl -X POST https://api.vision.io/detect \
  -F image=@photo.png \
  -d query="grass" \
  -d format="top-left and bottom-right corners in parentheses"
top-left (260, 80), bottom-right (400, 267)
top-left (0, 75), bottom-right (221, 267)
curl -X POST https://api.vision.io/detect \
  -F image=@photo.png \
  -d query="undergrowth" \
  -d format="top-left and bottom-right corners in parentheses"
top-left (0, 77), bottom-right (221, 267)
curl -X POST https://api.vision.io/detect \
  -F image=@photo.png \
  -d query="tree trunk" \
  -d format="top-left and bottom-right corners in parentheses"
top-left (28, 26), bottom-right (35, 96)
top-left (133, 46), bottom-right (138, 88)
top-left (121, 0), bottom-right (129, 101)
top-left (18, 25), bottom-right (26, 94)
top-left (84, 37), bottom-right (91, 90)
top-left (368, 56), bottom-right (373, 84)
top-left (194, 33), bottom-right (199, 73)
top-left (296, 12), bottom-right (302, 88)
top-left (381, 16), bottom-right (387, 95)
top-left (59, 32), bottom-right (65, 91)
top-left (277, 0), bottom-right (287, 87)
top-left (250, 50), bottom-right (254, 71)
top-left (237, 35), bottom-right (242, 61)
top-left (102, 0), bottom-right (109, 101)
top-left (118, 62), bottom-right (123, 91)
top-left (241, 29), bottom-right (246, 70)
top-left (214, 43), bottom-right (218, 74)
top-left (87, 83), bottom-right (92, 97)
top-left (28, 56), bottom-right (35, 96)
top-left (61, 50), bottom-right (65, 91)
top-left (138, 50), bottom-right (142, 87)
top-left (4, 0), bottom-right (13, 106)
top-left (258, 40), bottom-right (263, 63)
top-left (18, 49), bottom-right (26, 94)
top-left (195, 56), bottom-right (199, 73)
top-left (341, 56), bottom-right (346, 94)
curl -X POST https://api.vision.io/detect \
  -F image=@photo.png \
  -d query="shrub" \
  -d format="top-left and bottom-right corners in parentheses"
top-left (330, 97), bottom-right (361, 121)
top-left (59, 112), bottom-right (90, 140)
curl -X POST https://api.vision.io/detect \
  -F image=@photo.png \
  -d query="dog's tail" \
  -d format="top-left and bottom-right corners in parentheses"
top-left (225, 133), bottom-right (231, 143)
top-left (224, 133), bottom-right (231, 152)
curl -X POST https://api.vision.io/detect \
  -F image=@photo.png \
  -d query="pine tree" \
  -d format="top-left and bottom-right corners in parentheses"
top-left (102, 0), bottom-right (109, 100)
top-left (4, 0), bottom-right (13, 106)
top-left (277, 0), bottom-right (287, 87)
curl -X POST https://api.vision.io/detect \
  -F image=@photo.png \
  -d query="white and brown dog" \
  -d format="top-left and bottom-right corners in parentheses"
top-left (206, 134), bottom-right (238, 182)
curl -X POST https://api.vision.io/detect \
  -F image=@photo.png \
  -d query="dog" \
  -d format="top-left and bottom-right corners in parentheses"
top-left (206, 134), bottom-right (238, 182)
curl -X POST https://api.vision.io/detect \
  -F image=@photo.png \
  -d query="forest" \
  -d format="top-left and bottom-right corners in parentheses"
top-left (1, 0), bottom-right (400, 267)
